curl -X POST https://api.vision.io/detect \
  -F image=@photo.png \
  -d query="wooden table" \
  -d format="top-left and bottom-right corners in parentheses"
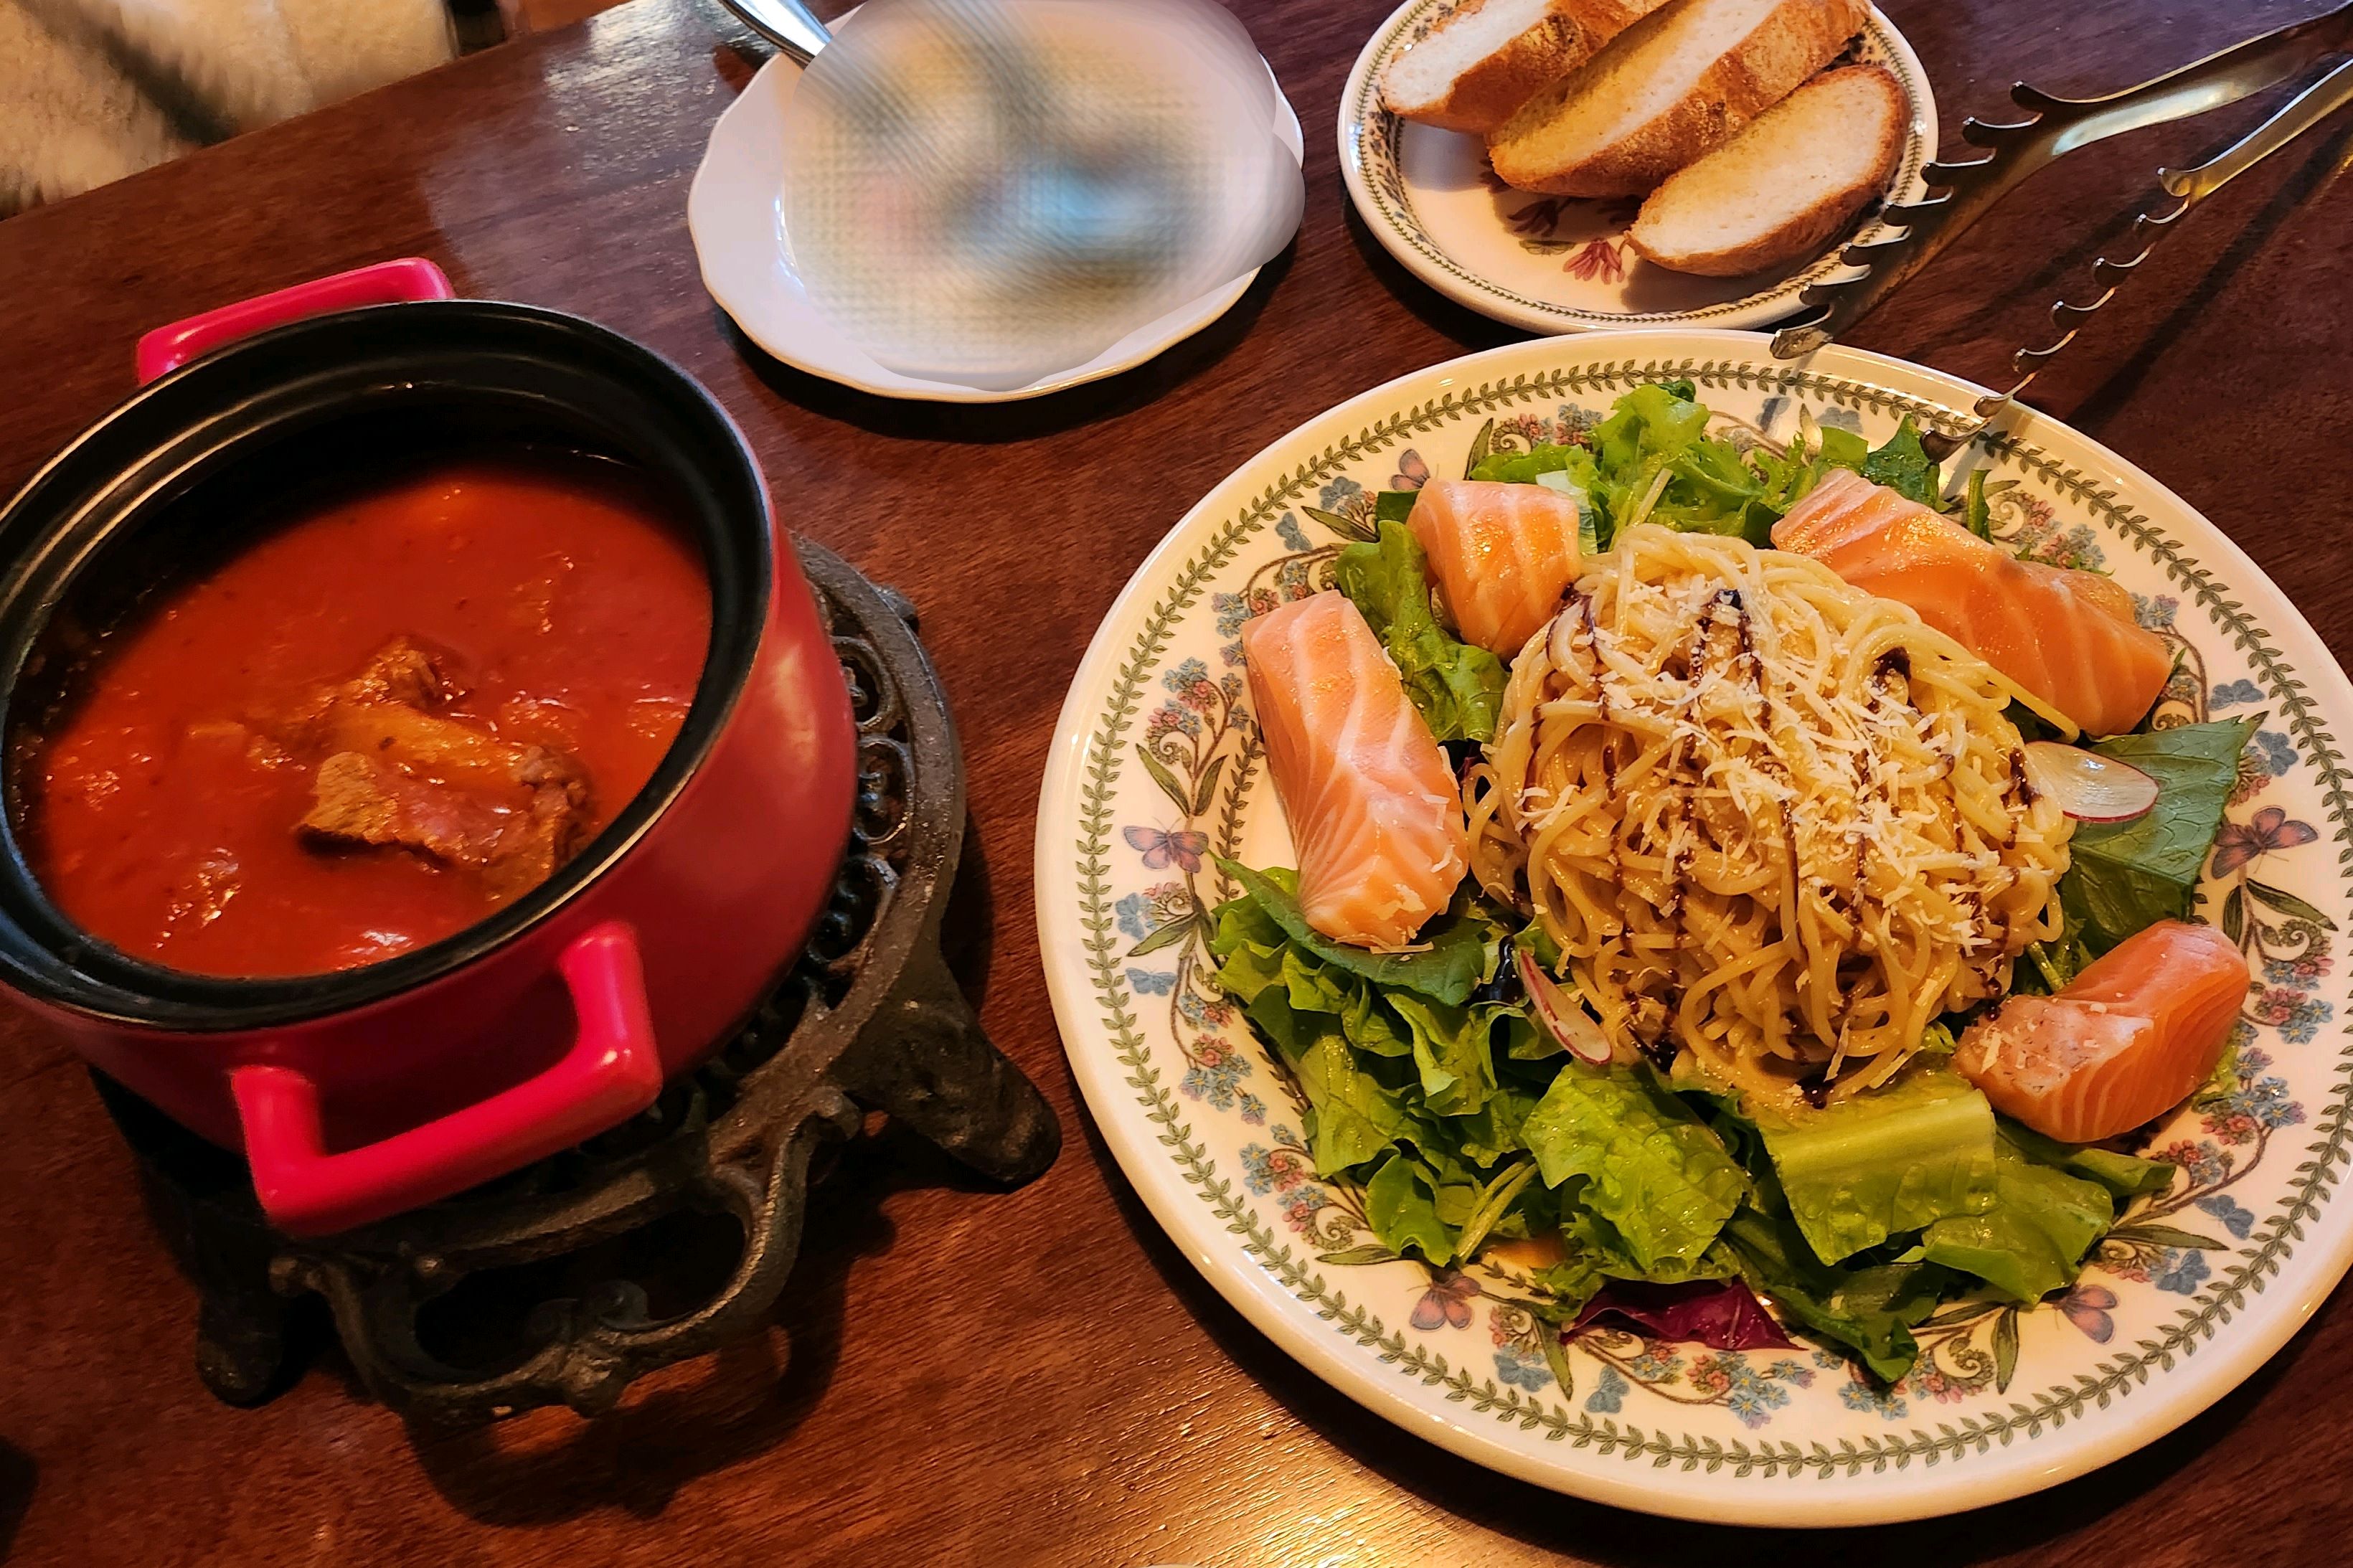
top-left (4, 0), bottom-right (2352, 1560)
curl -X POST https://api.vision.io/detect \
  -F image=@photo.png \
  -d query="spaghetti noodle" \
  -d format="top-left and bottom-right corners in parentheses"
top-left (1466, 525), bottom-right (2072, 1104)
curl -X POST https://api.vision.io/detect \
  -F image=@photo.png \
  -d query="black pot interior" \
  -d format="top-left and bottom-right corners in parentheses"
top-left (0, 300), bottom-right (771, 1029)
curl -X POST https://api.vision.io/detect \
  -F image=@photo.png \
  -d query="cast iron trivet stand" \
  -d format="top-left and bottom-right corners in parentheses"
top-left (94, 542), bottom-right (1059, 1425)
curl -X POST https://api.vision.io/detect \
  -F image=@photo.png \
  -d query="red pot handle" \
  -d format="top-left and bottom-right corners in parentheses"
top-left (135, 257), bottom-right (455, 385)
top-left (230, 922), bottom-right (665, 1237)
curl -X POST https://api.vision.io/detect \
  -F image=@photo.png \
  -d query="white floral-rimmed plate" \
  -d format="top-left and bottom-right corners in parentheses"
top-left (1339, 1), bottom-right (1937, 334)
top-left (1036, 329), bottom-right (2353, 1525)
top-left (689, 47), bottom-right (1303, 404)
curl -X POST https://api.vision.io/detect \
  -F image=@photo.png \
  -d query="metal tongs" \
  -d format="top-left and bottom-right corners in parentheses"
top-left (1772, 2), bottom-right (2353, 460)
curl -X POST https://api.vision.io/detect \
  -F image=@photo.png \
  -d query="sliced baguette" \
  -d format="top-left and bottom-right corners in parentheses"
top-left (1487, 0), bottom-right (1869, 197)
top-left (1379, 0), bottom-right (1673, 135)
top-left (1628, 64), bottom-right (1905, 275)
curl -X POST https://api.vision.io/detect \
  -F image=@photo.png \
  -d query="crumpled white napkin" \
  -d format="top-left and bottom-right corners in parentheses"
top-left (0, 0), bottom-right (455, 214)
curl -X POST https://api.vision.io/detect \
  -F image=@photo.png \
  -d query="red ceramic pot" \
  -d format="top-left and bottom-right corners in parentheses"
top-left (0, 262), bottom-right (857, 1236)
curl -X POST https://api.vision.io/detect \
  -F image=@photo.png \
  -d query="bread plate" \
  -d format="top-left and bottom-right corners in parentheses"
top-left (1339, 0), bottom-right (1935, 334)
top-left (1037, 329), bottom-right (2353, 1523)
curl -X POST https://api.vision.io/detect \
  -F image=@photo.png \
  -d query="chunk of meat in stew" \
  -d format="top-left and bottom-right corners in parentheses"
top-left (292, 638), bottom-right (591, 897)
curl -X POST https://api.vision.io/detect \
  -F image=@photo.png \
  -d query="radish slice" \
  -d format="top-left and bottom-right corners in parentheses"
top-left (1520, 953), bottom-right (1614, 1064)
top-left (2021, 741), bottom-right (2159, 823)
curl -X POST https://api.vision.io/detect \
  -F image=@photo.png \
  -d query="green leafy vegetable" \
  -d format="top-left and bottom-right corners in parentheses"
top-left (1290, 1029), bottom-right (1420, 1174)
top-left (1390, 990), bottom-right (1503, 1117)
top-left (1720, 1188), bottom-right (1948, 1382)
top-left (1215, 860), bottom-right (1498, 1006)
top-left (1364, 1153), bottom-right (1456, 1265)
top-left (1919, 1131), bottom-right (2116, 1301)
top-left (1452, 1157), bottom-right (1541, 1261)
top-left (1962, 468), bottom-right (1992, 539)
top-left (2061, 718), bottom-right (2257, 954)
top-left (1520, 1064), bottom-right (1748, 1275)
top-left (1753, 1067), bottom-right (1999, 1265)
top-left (1584, 382), bottom-right (1772, 546)
top-left (2001, 1119), bottom-right (2176, 1200)
top-left (1334, 521), bottom-right (1506, 742)
top-left (1373, 489), bottom-right (1420, 524)
top-left (1856, 417), bottom-right (1941, 507)
top-left (1209, 865), bottom-right (1529, 1179)
top-left (1468, 442), bottom-right (1597, 488)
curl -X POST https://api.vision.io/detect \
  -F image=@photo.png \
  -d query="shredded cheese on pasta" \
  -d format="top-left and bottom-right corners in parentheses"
top-left (1465, 526), bottom-right (2073, 1106)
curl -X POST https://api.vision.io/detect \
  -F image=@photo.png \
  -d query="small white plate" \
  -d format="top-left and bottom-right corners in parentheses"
top-left (689, 50), bottom-right (1303, 404)
top-left (1339, 1), bottom-right (1938, 334)
top-left (1037, 330), bottom-right (2353, 1524)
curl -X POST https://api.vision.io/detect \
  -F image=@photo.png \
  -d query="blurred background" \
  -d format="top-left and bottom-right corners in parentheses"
top-left (0, 0), bottom-right (629, 217)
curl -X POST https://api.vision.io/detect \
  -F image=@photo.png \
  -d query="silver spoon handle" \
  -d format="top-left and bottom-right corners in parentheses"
top-left (715, 0), bottom-right (833, 64)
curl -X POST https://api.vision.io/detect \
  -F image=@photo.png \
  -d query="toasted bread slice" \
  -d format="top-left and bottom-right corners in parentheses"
top-left (1628, 65), bottom-right (1904, 275)
top-left (1487, 0), bottom-right (1870, 197)
top-left (1379, 0), bottom-right (1673, 135)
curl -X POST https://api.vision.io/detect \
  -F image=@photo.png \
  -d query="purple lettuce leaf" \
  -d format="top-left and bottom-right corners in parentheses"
top-left (1567, 1277), bottom-right (1796, 1352)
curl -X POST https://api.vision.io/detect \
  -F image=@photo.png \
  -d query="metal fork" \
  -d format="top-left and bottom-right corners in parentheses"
top-left (1768, 3), bottom-right (2353, 461)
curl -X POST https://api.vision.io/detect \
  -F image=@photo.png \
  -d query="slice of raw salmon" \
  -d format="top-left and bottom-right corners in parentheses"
top-left (1773, 468), bottom-right (2173, 737)
top-left (1241, 592), bottom-right (1469, 948)
top-left (1406, 478), bottom-right (1583, 658)
top-left (1954, 920), bottom-right (2250, 1143)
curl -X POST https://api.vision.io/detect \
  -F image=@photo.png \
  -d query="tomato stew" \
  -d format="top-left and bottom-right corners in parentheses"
top-left (14, 451), bottom-right (710, 977)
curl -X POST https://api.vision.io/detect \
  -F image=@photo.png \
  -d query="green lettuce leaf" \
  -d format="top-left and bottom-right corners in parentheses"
top-left (1334, 521), bottom-right (1506, 742)
top-left (1209, 864), bottom-right (1525, 1179)
top-left (1585, 382), bottom-right (1770, 545)
top-left (1364, 1153), bottom-right (1456, 1265)
top-left (1468, 442), bottom-right (1597, 488)
top-left (1214, 860), bottom-right (1497, 1006)
top-left (1448, 1085), bottom-right (1543, 1167)
top-left (1291, 1028), bottom-right (1422, 1174)
top-left (1521, 1064), bottom-right (1747, 1275)
top-left (2062, 717), bottom-right (2257, 951)
top-left (1919, 1132), bottom-right (2117, 1302)
top-left (1720, 1190), bottom-right (1946, 1383)
top-left (1755, 1067), bottom-right (1999, 1265)
top-left (1389, 991), bottom-right (1502, 1118)
top-left (1857, 417), bottom-right (1941, 507)
top-left (1816, 425), bottom-right (1869, 473)
top-left (2002, 1120), bottom-right (2177, 1201)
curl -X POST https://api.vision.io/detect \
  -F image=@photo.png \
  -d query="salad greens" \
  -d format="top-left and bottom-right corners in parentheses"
top-left (1521, 1064), bottom-right (1748, 1276)
top-left (1208, 864), bottom-right (2176, 1379)
top-left (1442, 378), bottom-right (1966, 558)
top-left (1333, 522), bottom-right (1505, 743)
top-left (2061, 718), bottom-right (2258, 954)
top-left (2024, 717), bottom-right (2258, 989)
top-left (1918, 1130), bottom-right (2121, 1303)
top-left (1207, 379), bottom-right (2240, 1382)
top-left (1751, 1069), bottom-right (1997, 1265)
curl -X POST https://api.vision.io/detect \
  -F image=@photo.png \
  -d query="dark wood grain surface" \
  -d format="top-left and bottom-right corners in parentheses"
top-left (4, 0), bottom-right (2352, 1561)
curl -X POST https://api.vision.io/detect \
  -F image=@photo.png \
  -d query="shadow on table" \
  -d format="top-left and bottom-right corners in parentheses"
top-left (720, 240), bottom-right (1298, 445)
top-left (1070, 1090), bottom-right (2304, 1563)
top-left (2062, 112), bottom-right (2353, 441)
top-left (403, 1115), bottom-right (1007, 1526)
top-left (1339, 201), bottom-right (1529, 356)
top-left (1849, 97), bottom-right (2349, 405)
top-left (398, 826), bottom-right (1011, 1525)
top-left (0, 1437), bottom-right (34, 1558)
